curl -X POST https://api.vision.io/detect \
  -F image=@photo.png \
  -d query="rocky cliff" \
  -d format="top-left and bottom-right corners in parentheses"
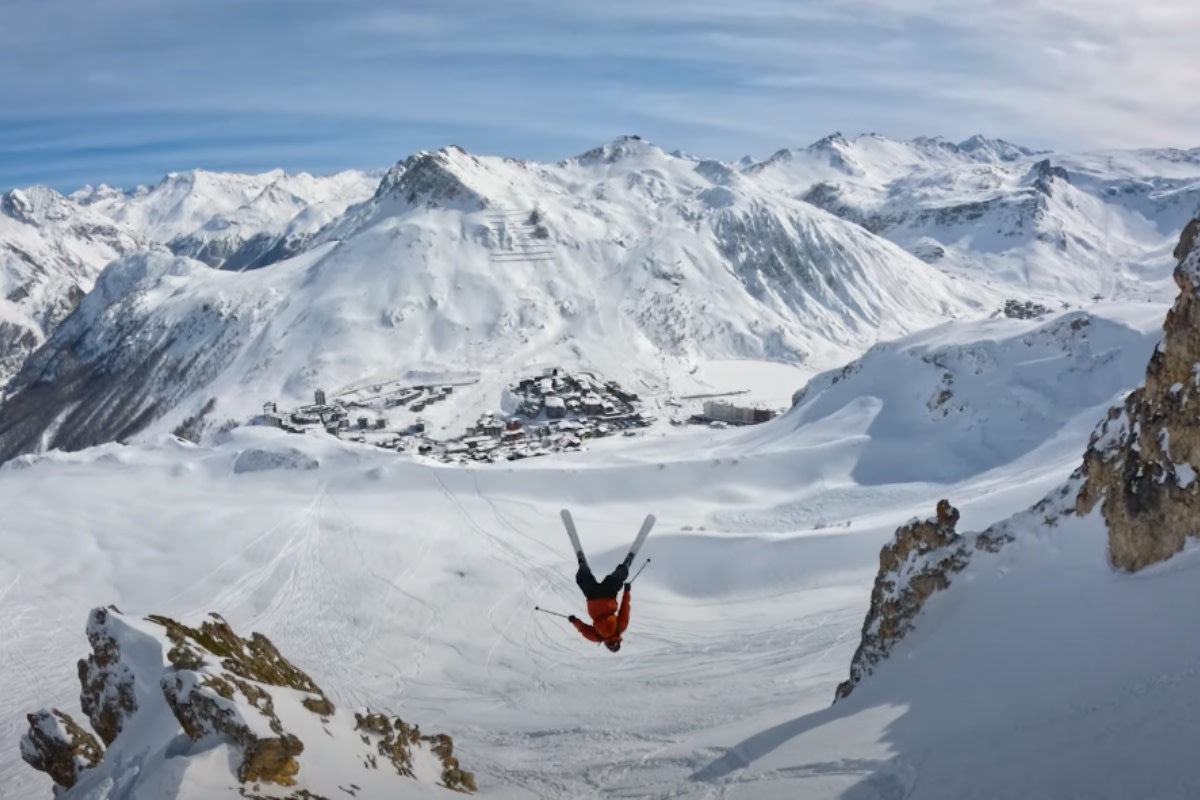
top-left (834, 211), bottom-right (1200, 698)
top-left (1075, 214), bottom-right (1200, 571)
top-left (21, 606), bottom-right (475, 798)
top-left (833, 480), bottom-right (1084, 701)
top-left (0, 186), bottom-right (153, 387)
top-left (834, 500), bottom-right (1014, 700)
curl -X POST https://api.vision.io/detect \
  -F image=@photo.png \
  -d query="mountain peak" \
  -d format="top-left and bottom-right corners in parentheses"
top-left (69, 183), bottom-right (125, 206)
top-left (2, 185), bottom-right (72, 225)
top-left (1022, 157), bottom-right (1072, 195)
top-left (957, 134), bottom-right (1049, 162)
top-left (806, 131), bottom-right (850, 152)
top-left (372, 145), bottom-right (489, 211)
top-left (570, 134), bottom-right (666, 166)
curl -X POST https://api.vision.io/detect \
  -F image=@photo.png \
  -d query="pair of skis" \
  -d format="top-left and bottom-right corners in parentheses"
top-left (561, 508), bottom-right (655, 573)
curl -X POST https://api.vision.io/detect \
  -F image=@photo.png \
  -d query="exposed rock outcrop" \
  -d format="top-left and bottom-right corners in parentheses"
top-left (78, 606), bottom-right (138, 745)
top-left (834, 499), bottom-right (1033, 701)
top-left (20, 708), bottom-right (104, 791)
top-left (834, 212), bottom-right (1200, 699)
top-left (21, 607), bottom-right (476, 798)
top-left (838, 501), bottom-right (965, 699)
top-left (354, 712), bottom-right (477, 793)
top-left (1075, 214), bottom-right (1200, 571)
top-left (149, 611), bottom-right (337, 786)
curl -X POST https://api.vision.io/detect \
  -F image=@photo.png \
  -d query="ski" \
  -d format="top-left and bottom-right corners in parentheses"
top-left (560, 509), bottom-right (585, 563)
top-left (563, 509), bottom-right (655, 569)
top-left (622, 514), bottom-right (656, 567)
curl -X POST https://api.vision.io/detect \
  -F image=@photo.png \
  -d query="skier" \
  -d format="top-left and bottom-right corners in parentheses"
top-left (568, 552), bottom-right (633, 652)
top-left (557, 509), bottom-right (654, 652)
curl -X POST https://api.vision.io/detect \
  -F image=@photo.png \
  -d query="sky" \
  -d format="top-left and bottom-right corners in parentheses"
top-left (2, 0), bottom-right (1199, 192)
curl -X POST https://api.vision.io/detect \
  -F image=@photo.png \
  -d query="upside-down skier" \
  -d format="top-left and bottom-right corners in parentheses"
top-left (558, 509), bottom-right (655, 653)
top-left (568, 553), bottom-right (633, 652)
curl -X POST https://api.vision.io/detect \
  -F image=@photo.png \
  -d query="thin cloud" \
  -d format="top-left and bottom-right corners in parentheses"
top-left (1, 0), bottom-right (1198, 190)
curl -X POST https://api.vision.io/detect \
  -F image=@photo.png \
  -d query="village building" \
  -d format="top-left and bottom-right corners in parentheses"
top-left (545, 395), bottom-right (567, 419)
top-left (700, 399), bottom-right (778, 425)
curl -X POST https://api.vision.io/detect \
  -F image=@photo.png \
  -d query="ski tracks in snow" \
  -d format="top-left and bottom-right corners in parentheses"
top-left (323, 486), bottom-right (446, 706)
top-left (429, 469), bottom-right (570, 689)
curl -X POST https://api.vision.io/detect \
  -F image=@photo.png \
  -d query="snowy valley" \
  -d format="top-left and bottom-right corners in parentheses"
top-left (4, 133), bottom-right (1200, 799)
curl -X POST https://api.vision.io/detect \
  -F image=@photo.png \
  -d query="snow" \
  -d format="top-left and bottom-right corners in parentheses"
top-left (1175, 463), bottom-right (1196, 488)
top-left (5, 133), bottom-right (1200, 798)
top-left (751, 303), bottom-right (1167, 483)
top-left (3, 286), bottom-right (1195, 797)
top-left (0, 184), bottom-right (152, 384)
top-left (1, 139), bottom-right (1005, 460)
top-left (745, 134), bottom-right (1200, 306)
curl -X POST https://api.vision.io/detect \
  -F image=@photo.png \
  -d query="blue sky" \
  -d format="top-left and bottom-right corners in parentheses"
top-left (3, 0), bottom-right (1197, 192)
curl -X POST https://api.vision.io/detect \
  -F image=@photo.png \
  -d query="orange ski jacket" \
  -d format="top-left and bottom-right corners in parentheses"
top-left (572, 586), bottom-right (631, 645)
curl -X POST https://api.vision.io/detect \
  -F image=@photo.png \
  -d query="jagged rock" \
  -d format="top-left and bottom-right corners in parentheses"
top-left (20, 709), bottom-right (104, 791)
top-left (374, 147), bottom-right (488, 211)
top-left (1002, 298), bottom-right (1052, 319)
top-left (354, 712), bottom-right (477, 793)
top-left (1075, 214), bottom-right (1200, 571)
top-left (21, 607), bottom-right (476, 798)
top-left (834, 500), bottom-right (1018, 701)
top-left (150, 611), bottom-right (334, 786)
top-left (77, 606), bottom-right (138, 745)
top-left (834, 501), bottom-right (968, 700)
top-left (832, 476), bottom-right (1085, 701)
top-left (1029, 158), bottom-right (1071, 195)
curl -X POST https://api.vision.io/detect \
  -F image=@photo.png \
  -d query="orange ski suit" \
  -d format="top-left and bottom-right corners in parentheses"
top-left (571, 586), bottom-right (630, 645)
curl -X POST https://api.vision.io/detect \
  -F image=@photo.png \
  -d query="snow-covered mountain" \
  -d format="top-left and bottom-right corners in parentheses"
top-left (0, 138), bottom-right (997, 463)
top-left (5, 142), bottom-right (1200, 800)
top-left (745, 133), bottom-right (1200, 302)
top-left (73, 168), bottom-right (381, 271)
top-left (0, 277), bottom-right (1183, 797)
top-left (72, 169), bottom-right (288, 243)
top-left (0, 186), bottom-right (154, 388)
top-left (752, 303), bottom-right (1165, 484)
top-left (4, 131), bottom-right (1199, 464)
top-left (165, 170), bottom-right (381, 271)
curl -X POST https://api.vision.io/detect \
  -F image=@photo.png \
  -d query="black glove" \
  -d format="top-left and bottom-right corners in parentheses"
top-left (568, 615), bottom-right (578, 623)
top-left (624, 583), bottom-right (631, 591)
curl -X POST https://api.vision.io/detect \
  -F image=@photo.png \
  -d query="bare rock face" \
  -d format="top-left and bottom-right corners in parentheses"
top-left (834, 500), bottom-right (1018, 701)
top-left (354, 712), bottom-right (477, 793)
top-left (20, 607), bottom-right (476, 798)
top-left (831, 215), bottom-right (1200, 701)
top-left (77, 606), bottom-right (138, 745)
top-left (19, 709), bottom-right (104, 791)
top-left (152, 611), bottom-right (337, 786)
top-left (1075, 215), bottom-right (1200, 571)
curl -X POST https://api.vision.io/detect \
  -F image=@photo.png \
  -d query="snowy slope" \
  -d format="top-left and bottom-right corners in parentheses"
top-left (759, 303), bottom-right (1166, 484)
top-left (19, 606), bottom-right (473, 798)
top-left (168, 170), bottom-right (381, 270)
top-left (71, 168), bottom-right (381, 271)
top-left (746, 134), bottom-right (1200, 304)
top-left (0, 186), bottom-right (153, 388)
top-left (0, 139), bottom-right (998, 464)
top-left (0, 298), bottom-right (1171, 799)
top-left (72, 169), bottom-right (288, 244)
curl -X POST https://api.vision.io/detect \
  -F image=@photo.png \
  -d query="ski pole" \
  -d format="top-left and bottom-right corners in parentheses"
top-left (534, 606), bottom-right (571, 619)
top-left (629, 558), bottom-right (652, 585)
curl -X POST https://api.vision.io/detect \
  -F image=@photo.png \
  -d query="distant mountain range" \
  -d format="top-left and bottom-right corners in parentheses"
top-left (1, 132), bottom-right (1196, 462)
